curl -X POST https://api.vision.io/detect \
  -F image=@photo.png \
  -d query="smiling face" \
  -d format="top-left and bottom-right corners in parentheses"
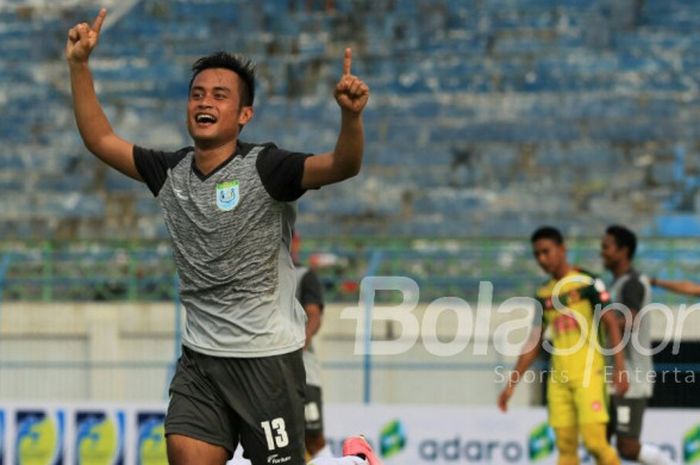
top-left (186, 68), bottom-right (253, 148)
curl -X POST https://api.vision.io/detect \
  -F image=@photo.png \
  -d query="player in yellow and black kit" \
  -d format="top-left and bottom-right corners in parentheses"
top-left (499, 226), bottom-right (629, 465)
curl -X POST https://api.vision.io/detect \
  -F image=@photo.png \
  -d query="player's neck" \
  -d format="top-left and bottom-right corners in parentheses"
top-left (552, 263), bottom-right (573, 281)
top-left (193, 139), bottom-right (238, 175)
top-left (611, 261), bottom-right (631, 279)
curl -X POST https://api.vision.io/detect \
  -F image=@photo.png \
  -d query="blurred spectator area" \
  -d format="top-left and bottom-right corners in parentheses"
top-left (1, 0), bottom-right (700, 240)
top-left (3, 238), bottom-right (700, 305)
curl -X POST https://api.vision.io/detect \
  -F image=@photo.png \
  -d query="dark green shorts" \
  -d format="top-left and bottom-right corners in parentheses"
top-left (304, 384), bottom-right (324, 434)
top-left (610, 397), bottom-right (647, 438)
top-left (165, 346), bottom-right (306, 464)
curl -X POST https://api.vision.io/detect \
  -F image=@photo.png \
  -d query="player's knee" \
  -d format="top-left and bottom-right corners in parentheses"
top-left (555, 426), bottom-right (579, 465)
top-left (580, 423), bottom-right (605, 452)
top-left (580, 424), bottom-right (618, 465)
top-left (555, 427), bottom-right (578, 455)
top-left (616, 437), bottom-right (640, 461)
top-left (558, 456), bottom-right (580, 465)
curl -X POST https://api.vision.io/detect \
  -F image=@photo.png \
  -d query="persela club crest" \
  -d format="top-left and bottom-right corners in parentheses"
top-left (16, 410), bottom-right (64, 465)
top-left (137, 413), bottom-right (167, 465)
top-left (216, 180), bottom-right (240, 211)
top-left (75, 410), bottom-right (124, 465)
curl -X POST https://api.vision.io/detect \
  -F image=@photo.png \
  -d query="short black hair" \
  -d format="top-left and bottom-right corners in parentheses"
top-left (189, 52), bottom-right (256, 106)
top-left (606, 224), bottom-right (637, 259)
top-left (530, 226), bottom-right (564, 245)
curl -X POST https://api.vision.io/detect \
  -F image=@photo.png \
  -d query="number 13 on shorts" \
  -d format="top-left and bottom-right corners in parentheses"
top-left (261, 418), bottom-right (289, 450)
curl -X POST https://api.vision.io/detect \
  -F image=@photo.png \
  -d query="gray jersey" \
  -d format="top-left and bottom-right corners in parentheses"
top-left (610, 269), bottom-right (653, 398)
top-left (134, 142), bottom-right (312, 357)
top-left (295, 266), bottom-right (324, 386)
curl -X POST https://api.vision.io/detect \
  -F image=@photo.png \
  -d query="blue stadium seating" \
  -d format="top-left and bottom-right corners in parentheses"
top-left (2, 0), bottom-right (700, 239)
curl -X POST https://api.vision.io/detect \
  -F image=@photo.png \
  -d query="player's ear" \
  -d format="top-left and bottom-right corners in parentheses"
top-left (238, 106), bottom-right (254, 126)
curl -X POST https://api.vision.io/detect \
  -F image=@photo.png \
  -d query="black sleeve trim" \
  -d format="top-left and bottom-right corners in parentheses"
top-left (620, 278), bottom-right (646, 313)
top-left (532, 296), bottom-right (545, 327)
top-left (256, 145), bottom-right (313, 202)
top-left (133, 146), bottom-right (190, 196)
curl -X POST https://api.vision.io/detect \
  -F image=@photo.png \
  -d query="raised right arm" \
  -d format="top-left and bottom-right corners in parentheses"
top-left (66, 9), bottom-right (141, 181)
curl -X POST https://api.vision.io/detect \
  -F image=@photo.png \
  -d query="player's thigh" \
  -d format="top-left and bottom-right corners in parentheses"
top-left (167, 434), bottom-right (230, 465)
top-left (548, 380), bottom-right (577, 428)
top-left (165, 347), bottom-right (239, 457)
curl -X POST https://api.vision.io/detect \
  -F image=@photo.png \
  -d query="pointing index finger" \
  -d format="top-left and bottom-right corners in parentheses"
top-left (92, 8), bottom-right (106, 33)
top-left (343, 48), bottom-right (352, 75)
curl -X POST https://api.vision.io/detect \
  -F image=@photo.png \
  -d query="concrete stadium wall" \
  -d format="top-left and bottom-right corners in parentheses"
top-left (0, 301), bottom-right (699, 403)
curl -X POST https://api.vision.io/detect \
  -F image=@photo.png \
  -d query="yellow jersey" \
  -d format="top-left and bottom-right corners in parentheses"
top-left (535, 268), bottom-right (611, 385)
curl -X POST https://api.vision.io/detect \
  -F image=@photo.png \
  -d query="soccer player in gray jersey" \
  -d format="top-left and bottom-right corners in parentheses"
top-left (601, 225), bottom-right (672, 465)
top-left (66, 9), bottom-right (369, 465)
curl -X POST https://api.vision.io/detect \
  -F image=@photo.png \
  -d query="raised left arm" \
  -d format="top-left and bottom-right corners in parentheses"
top-left (302, 48), bottom-right (369, 189)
